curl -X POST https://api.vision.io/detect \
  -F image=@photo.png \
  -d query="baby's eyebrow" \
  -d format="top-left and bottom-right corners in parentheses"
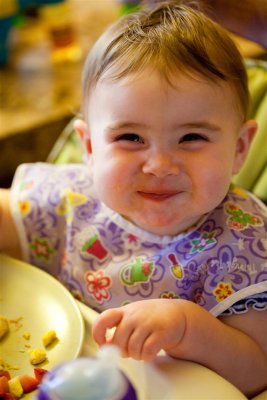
top-left (176, 121), bottom-right (222, 132)
top-left (106, 120), bottom-right (222, 133)
top-left (107, 121), bottom-right (149, 131)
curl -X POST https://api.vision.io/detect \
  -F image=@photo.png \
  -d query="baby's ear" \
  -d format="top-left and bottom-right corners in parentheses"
top-left (73, 119), bottom-right (92, 154)
top-left (232, 119), bottom-right (257, 174)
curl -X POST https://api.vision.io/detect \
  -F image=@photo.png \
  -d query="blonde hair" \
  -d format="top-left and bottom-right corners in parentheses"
top-left (82, 1), bottom-right (249, 120)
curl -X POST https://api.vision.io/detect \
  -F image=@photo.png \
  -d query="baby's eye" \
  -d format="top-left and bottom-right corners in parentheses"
top-left (116, 133), bottom-right (144, 143)
top-left (180, 133), bottom-right (207, 142)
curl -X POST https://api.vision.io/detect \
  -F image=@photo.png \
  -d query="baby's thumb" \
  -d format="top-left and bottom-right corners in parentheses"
top-left (92, 309), bottom-right (123, 346)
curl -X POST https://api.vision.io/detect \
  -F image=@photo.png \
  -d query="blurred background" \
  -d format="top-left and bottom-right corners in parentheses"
top-left (0, 0), bottom-right (266, 200)
top-left (0, 0), bottom-right (120, 187)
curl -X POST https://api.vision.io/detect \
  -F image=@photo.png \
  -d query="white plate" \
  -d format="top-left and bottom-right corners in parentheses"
top-left (0, 254), bottom-right (84, 399)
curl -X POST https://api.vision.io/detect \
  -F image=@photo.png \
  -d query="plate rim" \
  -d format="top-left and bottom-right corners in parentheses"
top-left (0, 254), bottom-right (85, 360)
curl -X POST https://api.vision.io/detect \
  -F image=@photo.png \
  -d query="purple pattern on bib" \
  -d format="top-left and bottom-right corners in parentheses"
top-left (12, 163), bottom-right (267, 315)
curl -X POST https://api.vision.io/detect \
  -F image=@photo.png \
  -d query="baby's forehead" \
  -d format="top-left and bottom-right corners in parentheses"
top-left (97, 66), bottom-right (238, 103)
top-left (83, 61), bottom-right (245, 126)
top-left (88, 68), bottom-right (243, 129)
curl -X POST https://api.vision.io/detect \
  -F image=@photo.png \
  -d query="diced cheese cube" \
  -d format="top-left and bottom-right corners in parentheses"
top-left (28, 348), bottom-right (47, 365)
top-left (8, 376), bottom-right (24, 398)
top-left (42, 330), bottom-right (58, 347)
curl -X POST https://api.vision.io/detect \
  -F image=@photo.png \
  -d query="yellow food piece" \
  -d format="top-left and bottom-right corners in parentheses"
top-left (0, 358), bottom-right (5, 371)
top-left (0, 316), bottom-right (9, 340)
top-left (28, 348), bottom-right (47, 365)
top-left (23, 331), bottom-right (31, 340)
top-left (10, 316), bottom-right (23, 331)
top-left (8, 376), bottom-right (24, 398)
top-left (42, 330), bottom-right (58, 347)
top-left (0, 358), bottom-right (19, 371)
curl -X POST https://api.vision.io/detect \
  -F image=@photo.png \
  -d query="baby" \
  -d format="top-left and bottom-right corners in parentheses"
top-left (0, 1), bottom-right (267, 396)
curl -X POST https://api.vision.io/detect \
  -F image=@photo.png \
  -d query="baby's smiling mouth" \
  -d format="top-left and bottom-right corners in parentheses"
top-left (137, 191), bottom-right (181, 201)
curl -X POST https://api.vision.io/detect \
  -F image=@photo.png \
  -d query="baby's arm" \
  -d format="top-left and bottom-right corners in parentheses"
top-left (92, 299), bottom-right (267, 397)
top-left (0, 189), bottom-right (21, 258)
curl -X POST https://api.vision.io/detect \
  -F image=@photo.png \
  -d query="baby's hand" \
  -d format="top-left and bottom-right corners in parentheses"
top-left (92, 299), bottom-right (187, 361)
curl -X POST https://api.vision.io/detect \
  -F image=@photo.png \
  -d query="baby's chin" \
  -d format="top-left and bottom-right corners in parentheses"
top-left (126, 215), bottom-right (203, 237)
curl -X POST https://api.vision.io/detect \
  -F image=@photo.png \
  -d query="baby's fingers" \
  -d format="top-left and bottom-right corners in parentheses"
top-left (92, 309), bottom-right (123, 346)
top-left (141, 332), bottom-right (165, 361)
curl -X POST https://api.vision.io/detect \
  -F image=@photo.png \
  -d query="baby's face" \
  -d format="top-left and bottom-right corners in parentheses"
top-left (83, 69), bottom-right (252, 236)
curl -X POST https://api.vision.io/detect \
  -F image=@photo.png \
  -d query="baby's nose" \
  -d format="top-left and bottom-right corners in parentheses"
top-left (142, 151), bottom-right (180, 177)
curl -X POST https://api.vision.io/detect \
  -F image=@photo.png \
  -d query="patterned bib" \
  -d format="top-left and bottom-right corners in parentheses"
top-left (11, 163), bottom-right (267, 316)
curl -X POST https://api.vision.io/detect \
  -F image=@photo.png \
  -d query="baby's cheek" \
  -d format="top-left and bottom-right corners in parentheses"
top-left (194, 164), bottom-right (231, 206)
top-left (93, 169), bottom-right (127, 209)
